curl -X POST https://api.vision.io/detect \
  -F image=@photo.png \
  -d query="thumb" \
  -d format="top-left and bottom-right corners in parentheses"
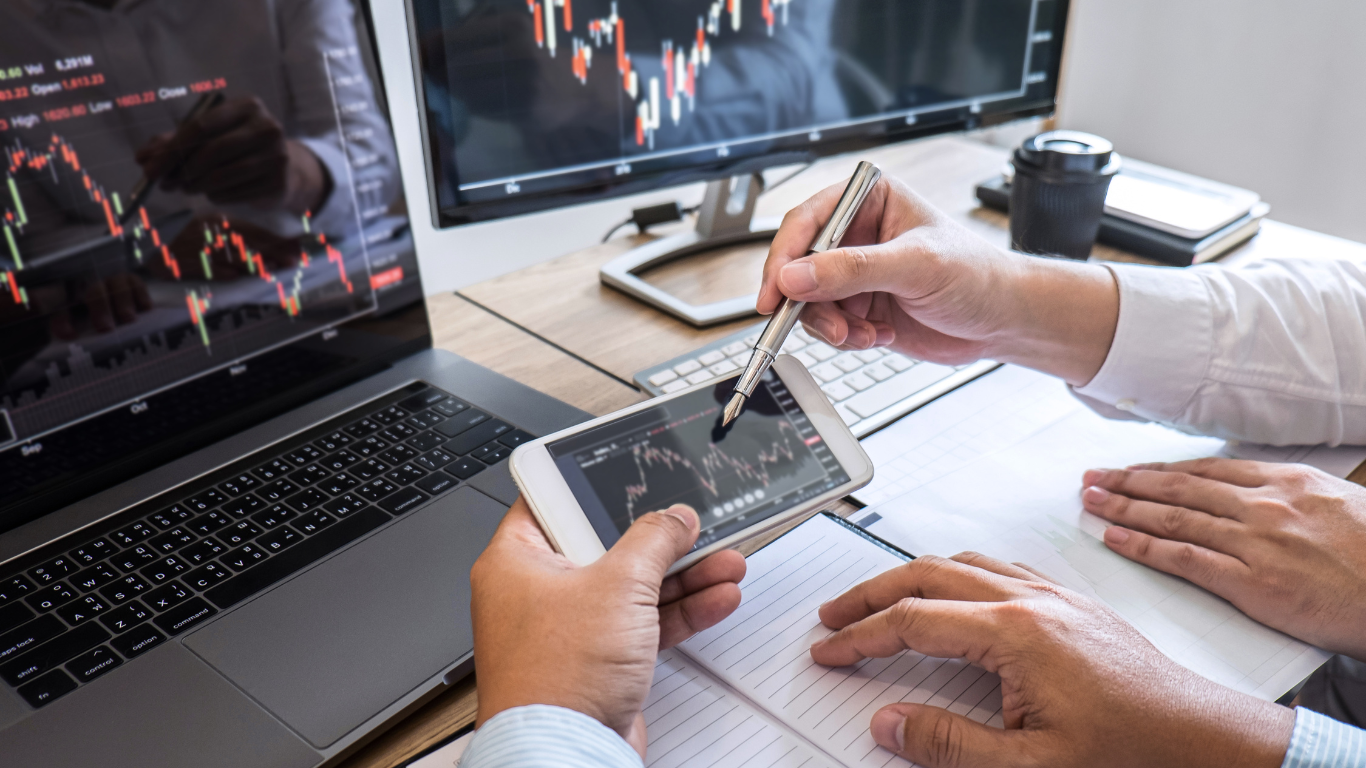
top-left (777, 239), bottom-right (922, 304)
top-left (599, 505), bottom-right (700, 586)
top-left (871, 703), bottom-right (1023, 768)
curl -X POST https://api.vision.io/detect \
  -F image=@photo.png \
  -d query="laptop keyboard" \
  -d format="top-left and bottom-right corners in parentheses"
top-left (634, 324), bottom-right (999, 437)
top-left (0, 382), bottom-right (534, 710)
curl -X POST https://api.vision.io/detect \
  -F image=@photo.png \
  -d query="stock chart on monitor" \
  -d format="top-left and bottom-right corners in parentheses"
top-left (414, 0), bottom-right (1064, 219)
top-left (549, 376), bottom-right (850, 549)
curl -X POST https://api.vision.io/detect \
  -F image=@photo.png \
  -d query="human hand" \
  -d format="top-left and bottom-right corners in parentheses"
top-left (135, 96), bottom-right (331, 215)
top-left (46, 273), bottom-right (152, 340)
top-left (1083, 458), bottom-right (1366, 660)
top-left (470, 498), bottom-right (746, 757)
top-left (811, 552), bottom-right (1294, 768)
top-left (756, 176), bottom-right (1120, 385)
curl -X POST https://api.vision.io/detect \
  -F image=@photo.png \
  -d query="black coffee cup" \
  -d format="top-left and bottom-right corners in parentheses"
top-left (1009, 131), bottom-right (1121, 260)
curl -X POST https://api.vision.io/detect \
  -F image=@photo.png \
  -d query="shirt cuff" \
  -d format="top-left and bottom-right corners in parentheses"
top-left (460, 705), bottom-right (643, 768)
top-left (1072, 263), bottom-right (1214, 424)
top-left (1281, 707), bottom-right (1366, 768)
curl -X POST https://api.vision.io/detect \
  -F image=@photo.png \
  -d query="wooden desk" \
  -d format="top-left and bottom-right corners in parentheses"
top-left (341, 135), bottom-right (1366, 767)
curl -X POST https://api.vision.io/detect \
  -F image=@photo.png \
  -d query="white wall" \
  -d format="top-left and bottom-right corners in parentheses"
top-left (1057, 0), bottom-right (1366, 244)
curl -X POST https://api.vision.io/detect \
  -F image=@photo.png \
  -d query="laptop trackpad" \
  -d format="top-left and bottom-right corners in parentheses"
top-left (184, 487), bottom-right (506, 748)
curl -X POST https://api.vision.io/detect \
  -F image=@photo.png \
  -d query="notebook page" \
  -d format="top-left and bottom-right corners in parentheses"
top-left (645, 649), bottom-right (836, 768)
top-left (678, 515), bottom-right (1003, 768)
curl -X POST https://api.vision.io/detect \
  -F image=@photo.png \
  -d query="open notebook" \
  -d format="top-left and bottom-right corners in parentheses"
top-left (642, 513), bottom-right (1002, 768)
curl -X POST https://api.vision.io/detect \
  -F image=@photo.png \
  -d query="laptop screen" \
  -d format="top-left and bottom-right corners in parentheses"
top-left (0, 0), bottom-right (429, 533)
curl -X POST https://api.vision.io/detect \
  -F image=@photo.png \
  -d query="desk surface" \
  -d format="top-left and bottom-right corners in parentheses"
top-left (338, 135), bottom-right (1366, 768)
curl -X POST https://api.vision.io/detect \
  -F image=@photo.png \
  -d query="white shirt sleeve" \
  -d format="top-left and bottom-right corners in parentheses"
top-left (1281, 707), bottom-right (1366, 768)
top-left (460, 705), bottom-right (643, 768)
top-left (1072, 259), bottom-right (1366, 446)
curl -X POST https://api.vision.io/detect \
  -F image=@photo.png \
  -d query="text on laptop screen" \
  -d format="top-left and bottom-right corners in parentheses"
top-left (0, 0), bottom-right (429, 532)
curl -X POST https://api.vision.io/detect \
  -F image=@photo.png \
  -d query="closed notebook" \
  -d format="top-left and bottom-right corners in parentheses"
top-left (643, 513), bottom-right (1003, 768)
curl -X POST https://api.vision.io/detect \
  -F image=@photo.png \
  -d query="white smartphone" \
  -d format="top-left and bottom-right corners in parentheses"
top-left (510, 355), bottom-right (874, 574)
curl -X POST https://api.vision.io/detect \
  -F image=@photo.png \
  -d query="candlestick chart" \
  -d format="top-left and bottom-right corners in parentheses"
top-left (525, 0), bottom-right (796, 150)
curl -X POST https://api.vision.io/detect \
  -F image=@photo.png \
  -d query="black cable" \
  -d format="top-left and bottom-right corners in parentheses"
top-left (763, 162), bottom-right (815, 195)
top-left (601, 218), bottom-right (635, 243)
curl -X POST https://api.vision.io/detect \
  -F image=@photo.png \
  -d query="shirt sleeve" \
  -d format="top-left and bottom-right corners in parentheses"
top-left (1072, 259), bottom-right (1366, 445)
top-left (459, 705), bottom-right (643, 768)
top-left (1281, 707), bottom-right (1366, 768)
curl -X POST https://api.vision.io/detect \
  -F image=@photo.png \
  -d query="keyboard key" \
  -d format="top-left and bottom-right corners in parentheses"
top-left (378, 488), bottom-right (428, 516)
top-left (140, 556), bottom-right (190, 585)
top-left (810, 362), bottom-right (843, 382)
top-left (498, 430), bottom-right (535, 449)
top-left (685, 371), bottom-right (712, 385)
top-left (430, 398), bottom-right (469, 417)
top-left (284, 445), bottom-right (324, 466)
top-left (843, 372), bottom-right (876, 392)
top-left (380, 423), bottom-right (417, 442)
top-left (832, 353), bottom-right (863, 373)
top-left (25, 582), bottom-right (77, 612)
top-left (99, 601), bottom-right (152, 633)
top-left (414, 448), bottom-right (456, 472)
top-left (218, 473), bottom-right (260, 496)
top-left (0, 614), bottom-right (65, 667)
top-left (434, 409), bottom-right (490, 438)
top-left (180, 538), bottom-right (228, 565)
top-left (698, 350), bottom-right (726, 366)
top-left (721, 340), bottom-right (749, 357)
top-left (469, 443), bottom-right (499, 462)
top-left (28, 556), bottom-right (79, 585)
top-left (67, 646), bottom-right (121, 683)
top-left (143, 582), bottom-right (192, 612)
top-left (352, 459), bottom-right (391, 481)
top-left (0, 575), bottom-right (34, 606)
top-left (219, 521), bottom-right (263, 547)
top-left (221, 544), bottom-right (268, 572)
top-left (344, 418), bottom-right (381, 438)
top-left (386, 463), bottom-right (426, 486)
top-left (445, 420), bottom-right (513, 455)
top-left (149, 528), bottom-right (197, 554)
top-left (648, 369), bottom-right (678, 387)
top-left (257, 526), bottom-right (301, 553)
top-left (185, 489), bottom-right (228, 512)
top-left (314, 431), bottom-right (352, 452)
top-left (379, 444), bottom-right (419, 463)
top-left (151, 504), bottom-right (195, 528)
top-left (109, 623), bottom-right (165, 659)
top-left (445, 457), bottom-right (486, 480)
top-left (372, 406), bottom-right (407, 425)
top-left (1, 622), bottom-right (107, 687)
top-left (251, 504), bottom-right (298, 530)
top-left (485, 447), bottom-right (512, 464)
top-left (883, 353), bottom-right (915, 372)
top-left (153, 597), bottom-right (217, 635)
top-left (406, 410), bottom-right (445, 430)
top-left (781, 336), bottom-right (807, 353)
top-left (320, 449), bottom-right (361, 472)
top-left (352, 435), bottom-right (389, 458)
top-left (295, 510), bottom-right (337, 535)
top-left (792, 350), bottom-right (818, 368)
top-left (730, 354), bottom-right (750, 368)
top-left (17, 669), bottom-right (77, 708)
top-left (56, 595), bottom-right (108, 625)
top-left (220, 493), bottom-right (265, 519)
top-left (661, 380), bottom-right (688, 394)
top-left (414, 473), bottom-right (457, 496)
top-left (822, 381), bottom-right (856, 401)
top-left (0, 602), bottom-right (34, 634)
top-left (708, 361), bottom-right (738, 376)
top-left (317, 472), bottom-right (360, 496)
top-left (205, 508), bottom-right (390, 609)
top-left (673, 359), bottom-right (702, 376)
top-left (807, 343), bottom-right (839, 361)
top-left (743, 333), bottom-right (761, 345)
top-left (854, 348), bottom-right (885, 363)
top-left (111, 546), bottom-right (158, 573)
top-left (285, 488), bottom-right (330, 513)
top-left (188, 510), bottom-right (232, 536)
top-left (408, 431), bottom-right (447, 452)
top-left (846, 362), bottom-right (957, 418)
top-left (99, 575), bottom-right (150, 605)
top-left (183, 562), bottom-right (232, 591)
top-left (866, 362), bottom-right (895, 382)
top-left (258, 479), bottom-right (300, 504)
top-left (355, 477), bottom-right (399, 502)
top-left (110, 520), bottom-right (156, 546)
top-left (69, 539), bottom-right (115, 567)
top-left (69, 563), bottom-right (119, 593)
top-left (288, 464), bottom-right (331, 486)
top-left (323, 494), bottom-right (368, 518)
top-left (399, 389), bottom-right (449, 411)
top-left (254, 458), bottom-right (295, 481)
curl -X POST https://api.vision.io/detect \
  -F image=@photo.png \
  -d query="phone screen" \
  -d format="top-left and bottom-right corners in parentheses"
top-left (547, 372), bottom-right (851, 550)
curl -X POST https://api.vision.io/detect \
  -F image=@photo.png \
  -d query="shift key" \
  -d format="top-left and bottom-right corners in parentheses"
top-left (433, 409), bottom-right (489, 438)
top-left (444, 420), bottom-right (512, 455)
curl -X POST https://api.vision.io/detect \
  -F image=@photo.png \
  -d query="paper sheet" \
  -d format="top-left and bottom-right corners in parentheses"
top-left (852, 366), bottom-right (1354, 699)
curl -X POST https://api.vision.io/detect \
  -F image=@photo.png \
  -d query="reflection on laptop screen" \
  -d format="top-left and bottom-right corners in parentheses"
top-left (0, 0), bottom-right (428, 531)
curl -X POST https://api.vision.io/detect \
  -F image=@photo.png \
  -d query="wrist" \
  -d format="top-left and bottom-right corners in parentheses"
top-left (1181, 684), bottom-right (1296, 768)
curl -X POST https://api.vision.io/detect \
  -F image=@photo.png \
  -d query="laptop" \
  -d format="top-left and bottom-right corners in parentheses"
top-left (0, 2), bottom-right (587, 765)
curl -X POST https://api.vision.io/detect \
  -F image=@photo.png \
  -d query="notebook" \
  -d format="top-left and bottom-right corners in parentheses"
top-left (642, 513), bottom-right (1002, 768)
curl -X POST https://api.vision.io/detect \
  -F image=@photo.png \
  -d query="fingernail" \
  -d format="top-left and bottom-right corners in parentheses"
top-left (1082, 486), bottom-right (1110, 505)
top-left (1082, 469), bottom-right (1105, 486)
top-left (780, 262), bottom-right (818, 294)
top-left (664, 505), bottom-right (698, 529)
top-left (870, 710), bottom-right (906, 752)
top-left (815, 318), bottom-right (838, 342)
top-left (874, 326), bottom-right (895, 346)
top-left (1105, 527), bottom-right (1130, 545)
top-left (847, 327), bottom-right (873, 348)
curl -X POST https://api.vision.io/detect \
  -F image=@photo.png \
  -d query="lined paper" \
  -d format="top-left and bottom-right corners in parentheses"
top-left (671, 514), bottom-right (1003, 767)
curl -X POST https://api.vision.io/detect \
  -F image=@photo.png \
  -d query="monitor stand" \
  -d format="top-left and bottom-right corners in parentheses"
top-left (599, 173), bottom-right (781, 327)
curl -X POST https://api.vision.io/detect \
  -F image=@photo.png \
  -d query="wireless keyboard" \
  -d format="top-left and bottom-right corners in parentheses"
top-left (635, 323), bottom-right (999, 438)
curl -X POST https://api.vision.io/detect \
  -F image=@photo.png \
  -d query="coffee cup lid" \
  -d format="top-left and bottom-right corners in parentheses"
top-left (1014, 131), bottom-right (1120, 177)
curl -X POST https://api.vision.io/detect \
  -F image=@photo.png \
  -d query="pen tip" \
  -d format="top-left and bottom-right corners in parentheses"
top-left (722, 393), bottom-right (746, 426)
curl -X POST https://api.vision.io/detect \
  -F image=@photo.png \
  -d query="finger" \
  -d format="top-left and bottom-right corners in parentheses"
top-left (1082, 485), bottom-right (1248, 554)
top-left (949, 551), bottom-right (1051, 584)
top-left (598, 505), bottom-right (700, 587)
top-left (1128, 457), bottom-right (1272, 489)
top-left (105, 277), bottom-right (139, 325)
top-left (658, 581), bottom-right (743, 648)
top-left (800, 302), bottom-right (889, 350)
top-left (83, 280), bottom-right (114, 333)
top-left (872, 703), bottom-right (1025, 768)
top-left (658, 549), bottom-right (746, 605)
top-left (812, 596), bottom-right (999, 667)
top-left (1081, 467), bottom-right (1249, 520)
top-left (819, 556), bottom-right (1018, 630)
top-left (179, 122), bottom-right (282, 183)
top-left (1103, 526), bottom-right (1250, 596)
top-left (1010, 562), bottom-right (1062, 586)
top-left (776, 237), bottom-right (928, 305)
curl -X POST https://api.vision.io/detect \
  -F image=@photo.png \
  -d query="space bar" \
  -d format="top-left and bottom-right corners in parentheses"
top-left (847, 363), bottom-right (957, 418)
top-left (205, 507), bottom-right (390, 609)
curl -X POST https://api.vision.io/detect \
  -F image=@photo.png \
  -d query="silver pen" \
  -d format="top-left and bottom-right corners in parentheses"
top-left (722, 160), bottom-right (883, 426)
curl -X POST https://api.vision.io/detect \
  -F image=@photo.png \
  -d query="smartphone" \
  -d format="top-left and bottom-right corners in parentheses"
top-left (510, 355), bottom-right (874, 574)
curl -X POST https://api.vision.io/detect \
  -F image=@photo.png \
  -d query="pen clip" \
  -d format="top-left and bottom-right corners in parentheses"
top-left (809, 161), bottom-right (882, 254)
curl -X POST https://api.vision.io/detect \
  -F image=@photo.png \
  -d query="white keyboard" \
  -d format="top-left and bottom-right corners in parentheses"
top-left (634, 323), bottom-right (1000, 438)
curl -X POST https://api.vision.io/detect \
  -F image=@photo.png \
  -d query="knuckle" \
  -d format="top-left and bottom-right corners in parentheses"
top-left (926, 713), bottom-right (964, 767)
top-left (888, 597), bottom-right (923, 634)
top-left (1159, 505), bottom-right (1190, 538)
top-left (842, 247), bottom-right (874, 281)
